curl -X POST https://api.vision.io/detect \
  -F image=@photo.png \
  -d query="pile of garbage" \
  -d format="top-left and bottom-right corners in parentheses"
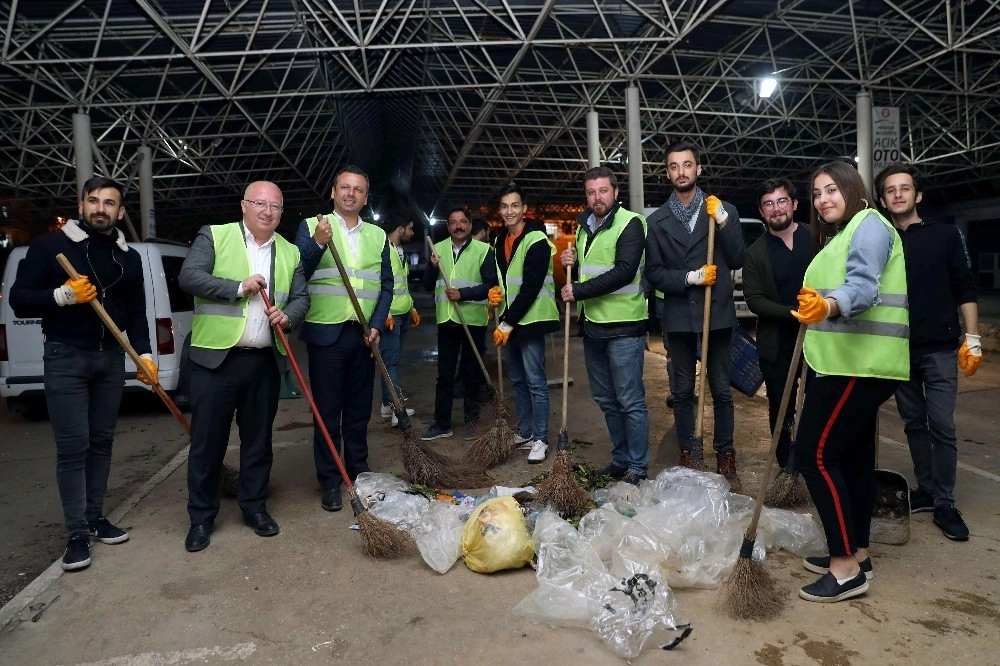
top-left (355, 467), bottom-right (826, 658)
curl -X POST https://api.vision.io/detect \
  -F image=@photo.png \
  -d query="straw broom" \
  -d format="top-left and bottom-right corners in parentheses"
top-left (260, 292), bottom-right (411, 558)
top-left (763, 360), bottom-right (811, 508)
top-left (323, 230), bottom-right (490, 489)
top-left (720, 323), bottom-right (805, 621)
top-left (535, 269), bottom-right (589, 516)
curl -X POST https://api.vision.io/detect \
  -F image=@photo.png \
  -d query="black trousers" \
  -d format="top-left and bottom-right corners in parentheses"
top-left (308, 324), bottom-right (374, 491)
top-left (796, 374), bottom-right (898, 557)
top-left (187, 348), bottom-right (279, 525)
top-left (758, 347), bottom-right (806, 468)
top-left (433, 323), bottom-right (485, 427)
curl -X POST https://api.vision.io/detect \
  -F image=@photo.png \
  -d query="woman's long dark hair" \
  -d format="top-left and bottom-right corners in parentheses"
top-left (809, 161), bottom-right (872, 247)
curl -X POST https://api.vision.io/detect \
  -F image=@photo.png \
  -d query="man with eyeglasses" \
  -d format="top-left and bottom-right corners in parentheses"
top-left (742, 177), bottom-right (814, 470)
top-left (294, 165), bottom-right (393, 513)
top-left (179, 181), bottom-right (310, 552)
top-left (875, 162), bottom-right (980, 542)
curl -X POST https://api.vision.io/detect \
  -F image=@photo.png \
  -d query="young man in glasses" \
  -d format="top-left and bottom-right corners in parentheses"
top-left (742, 177), bottom-right (815, 470)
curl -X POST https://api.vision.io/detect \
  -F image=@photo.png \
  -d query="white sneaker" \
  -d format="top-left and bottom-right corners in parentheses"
top-left (514, 434), bottom-right (533, 450)
top-left (380, 404), bottom-right (392, 418)
top-left (390, 408), bottom-right (415, 427)
top-left (527, 440), bottom-right (548, 463)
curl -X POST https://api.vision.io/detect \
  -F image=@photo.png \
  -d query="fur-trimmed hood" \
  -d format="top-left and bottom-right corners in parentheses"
top-left (61, 218), bottom-right (130, 251)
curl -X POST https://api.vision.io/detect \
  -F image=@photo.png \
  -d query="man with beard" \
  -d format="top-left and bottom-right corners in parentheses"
top-left (644, 140), bottom-right (745, 486)
top-left (876, 163), bottom-right (980, 541)
top-left (560, 167), bottom-right (649, 483)
top-left (378, 215), bottom-right (421, 427)
top-left (743, 178), bottom-right (815, 468)
top-left (10, 176), bottom-right (156, 570)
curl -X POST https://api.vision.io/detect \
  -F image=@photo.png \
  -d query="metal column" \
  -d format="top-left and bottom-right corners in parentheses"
top-left (856, 89), bottom-right (873, 196)
top-left (625, 86), bottom-right (644, 210)
top-left (72, 112), bottom-right (93, 199)
top-left (586, 110), bottom-right (600, 169)
top-left (138, 145), bottom-right (155, 239)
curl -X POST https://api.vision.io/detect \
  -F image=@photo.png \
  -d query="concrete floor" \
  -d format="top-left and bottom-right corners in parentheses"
top-left (1, 291), bottom-right (999, 665)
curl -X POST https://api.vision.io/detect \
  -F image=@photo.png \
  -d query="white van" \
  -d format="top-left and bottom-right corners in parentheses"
top-left (0, 240), bottom-right (193, 419)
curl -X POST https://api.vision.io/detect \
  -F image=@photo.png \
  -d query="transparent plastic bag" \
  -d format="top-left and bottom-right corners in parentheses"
top-left (758, 506), bottom-right (827, 557)
top-left (367, 490), bottom-right (429, 533)
top-left (354, 472), bottom-right (411, 505)
top-left (414, 500), bottom-right (466, 574)
top-left (577, 506), bottom-right (627, 564)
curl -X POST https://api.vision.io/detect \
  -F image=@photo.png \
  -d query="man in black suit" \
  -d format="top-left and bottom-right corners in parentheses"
top-left (179, 180), bottom-right (310, 552)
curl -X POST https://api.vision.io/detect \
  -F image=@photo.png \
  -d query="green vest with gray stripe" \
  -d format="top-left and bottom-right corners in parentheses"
top-left (803, 209), bottom-right (909, 380)
top-left (192, 222), bottom-right (298, 355)
top-left (575, 207), bottom-right (647, 324)
top-left (498, 230), bottom-right (559, 325)
top-left (304, 216), bottom-right (385, 324)
top-left (434, 238), bottom-right (489, 326)
top-left (388, 243), bottom-right (413, 315)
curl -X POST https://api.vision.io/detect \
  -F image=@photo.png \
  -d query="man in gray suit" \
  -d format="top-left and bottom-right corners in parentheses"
top-left (179, 181), bottom-right (309, 552)
top-left (645, 140), bottom-right (745, 486)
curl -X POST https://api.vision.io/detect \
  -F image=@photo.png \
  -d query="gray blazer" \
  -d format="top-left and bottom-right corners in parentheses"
top-left (644, 200), bottom-right (745, 334)
top-left (179, 223), bottom-right (310, 370)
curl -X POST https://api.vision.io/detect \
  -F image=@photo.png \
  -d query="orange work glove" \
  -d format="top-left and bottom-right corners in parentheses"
top-left (409, 308), bottom-right (420, 327)
top-left (791, 287), bottom-right (831, 325)
top-left (493, 322), bottom-right (513, 346)
top-left (705, 195), bottom-right (729, 229)
top-left (685, 265), bottom-right (717, 286)
top-left (488, 286), bottom-right (503, 307)
top-left (385, 315), bottom-right (395, 332)
top-left (958, 334), bottom-right (982, 377)
top-left (53, 276), bottom-right (97, 306)
top-left (137, 354), bottom-right (158, 386)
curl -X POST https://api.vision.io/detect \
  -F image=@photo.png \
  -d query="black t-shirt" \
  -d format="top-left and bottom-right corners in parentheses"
top-left (765, 225), bottom-right (813, 348)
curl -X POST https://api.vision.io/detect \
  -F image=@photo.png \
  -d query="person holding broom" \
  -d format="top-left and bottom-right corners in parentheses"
top-left (793, 161), bottom-right (909, 603)
top-left (491, 183), bottom-right (560, 464)
top-left (644, 140), bottom-right (745, 486)
top-left (294, 166), bottom-right (393, 513)
top-left (179, 181), bottom-right (310, 552)
top-left (378, 214), bottom-right (421, 427)
top-left (743, 178), bottom-right (815, 469)
top-left (559, 166), bottom-right (650, 485)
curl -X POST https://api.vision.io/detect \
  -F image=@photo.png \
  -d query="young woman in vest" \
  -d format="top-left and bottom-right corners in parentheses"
top-left (791, 161), bottom-right (909, 603)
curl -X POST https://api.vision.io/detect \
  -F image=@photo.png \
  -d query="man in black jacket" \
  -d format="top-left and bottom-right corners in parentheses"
top-left (876, 163), bottom-right (981, 541)
top-left (743, 178), bottom-right (814, 468)
top-left (10, 176), bottom-right (155, 571)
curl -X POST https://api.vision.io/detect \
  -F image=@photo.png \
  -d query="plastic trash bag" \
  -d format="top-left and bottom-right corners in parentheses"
top-left (577, 506), bottom-right (627, 564)
top-left (757, 506), bottom-right (827, 557)
top-left (415, 500), bottom-right (467, 574)
top-left (367, 490), bottom-right (429, 533)
top-left (354, 472), bottom-right (411, 505)
top-left (461, 496), bottom-right (534, 573)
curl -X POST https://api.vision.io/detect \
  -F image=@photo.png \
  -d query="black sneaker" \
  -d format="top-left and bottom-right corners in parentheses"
top-left (798, 571), bottom-right (869, 603)
top-left (910, 488), bottom-right (934, 514)
top-left (803, 555), bottom-right (874, 580)
top-left (420, 423), bottom-right (453, 441)
top-left (88, 517), bottom-right (129, 544)
top-left (933, 505), bottom-right (969, 541)
top-left (595, 462), bottom-right (628, 480)
top-left (622, 470), bottom-right (647, 486)
top-left (62, 534), bottom-right (91, 571)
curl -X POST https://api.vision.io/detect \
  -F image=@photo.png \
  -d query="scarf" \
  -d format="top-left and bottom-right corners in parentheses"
top-left (667, 187), bottom-right (705, 234)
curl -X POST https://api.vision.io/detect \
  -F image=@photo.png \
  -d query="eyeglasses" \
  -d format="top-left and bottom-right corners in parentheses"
top-left (243, 199), bottom-right (284, 213)
top-left (760, 197), bottom-right (791, 210)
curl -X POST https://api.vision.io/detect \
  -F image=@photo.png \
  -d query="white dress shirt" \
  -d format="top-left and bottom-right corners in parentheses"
top-left (235, 225), bottom-right (274, 348)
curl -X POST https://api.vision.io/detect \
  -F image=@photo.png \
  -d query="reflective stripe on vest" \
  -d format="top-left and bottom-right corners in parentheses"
top-left (388, 244), bottom-right (414, 315)
top-left (497, 230), bottom-right (559, 325)
top-left (576, 207), bottom-right (647, 324)
top-left (191, 222), bottom-right (298, 355)
top-left (803, 208), bottom-right (909, 380)
top-left (304, 216), bottom-right (386, 324)
top-left (434, 238), bottom-right (490, 326)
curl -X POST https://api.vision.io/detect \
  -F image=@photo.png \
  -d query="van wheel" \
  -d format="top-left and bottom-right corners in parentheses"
top-left (8, 397), bottom-right (48, 421)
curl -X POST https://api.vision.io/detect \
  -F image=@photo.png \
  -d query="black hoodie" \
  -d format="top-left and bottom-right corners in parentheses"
top-left (494, 218), bottom-right (560, 338)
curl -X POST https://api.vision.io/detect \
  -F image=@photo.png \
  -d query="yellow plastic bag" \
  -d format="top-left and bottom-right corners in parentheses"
top-left (461, 496), bottom-right (534, 573)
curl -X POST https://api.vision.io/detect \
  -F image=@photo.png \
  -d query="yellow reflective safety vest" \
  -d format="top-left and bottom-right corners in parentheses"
top-left (803, 209), bottom-right (909, 380)
top-left (304, 216), bottom-right (386, 324)
top-left (576, 207), bottom-right (647, 323)
top-left (434, 238), bottom-right (490, 326)
top-left (388, 243), bottom-right (414, 315)
top-left (192, 222), bottom-right (298, 355)
top-left (498, 229), bottom-right (559, 325)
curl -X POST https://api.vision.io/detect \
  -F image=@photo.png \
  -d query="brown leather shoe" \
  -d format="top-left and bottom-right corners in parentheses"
top-left (716, 451), bottom-right (743, 492)
top-left (679, 449), bottom-right (694, 468)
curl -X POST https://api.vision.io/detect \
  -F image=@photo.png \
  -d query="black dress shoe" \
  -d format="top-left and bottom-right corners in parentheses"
top-left (321, 486), bottom-right (343, 512)
top-left (185, 524), bottom-right (212, 552)
top-left (244, 511), bottom-right (279, 537)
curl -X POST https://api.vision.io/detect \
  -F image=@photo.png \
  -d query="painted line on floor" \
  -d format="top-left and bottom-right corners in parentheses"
top-left (880, 435), bottom-right (1000, 483)
top-left (74, 642), bottom-right (256, 665)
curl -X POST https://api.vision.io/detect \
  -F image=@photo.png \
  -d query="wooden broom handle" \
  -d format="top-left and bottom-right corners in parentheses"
top-left (694, 218), bottom-right (716, 439)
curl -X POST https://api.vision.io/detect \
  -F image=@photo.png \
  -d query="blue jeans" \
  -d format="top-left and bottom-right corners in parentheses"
top-left (504, 333), bottom-right (550, 441)
top-left (583, 334), bottom-right (649, 475)
top-left (380, 314), bottom-right (411, 405)
top-left (894, 349), bottom-right (959, 507)
top-left (43, 341), bottom-right (125, 537)
top-left (666, 329), bottom-right (734, 453)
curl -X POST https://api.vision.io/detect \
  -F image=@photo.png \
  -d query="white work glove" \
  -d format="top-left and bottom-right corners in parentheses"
top-left (685, 265), bottom-right (717, 286)
top-left (706, 195), bottom-right (729, 229)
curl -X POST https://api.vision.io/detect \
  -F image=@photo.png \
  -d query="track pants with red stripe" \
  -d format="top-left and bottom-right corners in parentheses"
top-left (796, 374), bottom-right (899, 557)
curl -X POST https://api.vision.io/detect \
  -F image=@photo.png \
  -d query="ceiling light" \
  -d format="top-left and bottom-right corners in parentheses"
top-left (758, 77), bottom-right (777, 98)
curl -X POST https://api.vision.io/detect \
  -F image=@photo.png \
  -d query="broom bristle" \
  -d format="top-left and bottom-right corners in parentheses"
top-left (721, 556), bottom-right (787, 621)
top-left (535, 450), bottom-right (590, 517)
top-left (464, 402), bottom-right (517, 468)
top-left (356, 510), bottom-right (414, 558)
top-left (401, 429), bottom-right (492, 488)
top-left (763, 471), bottom-right (812, 509)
